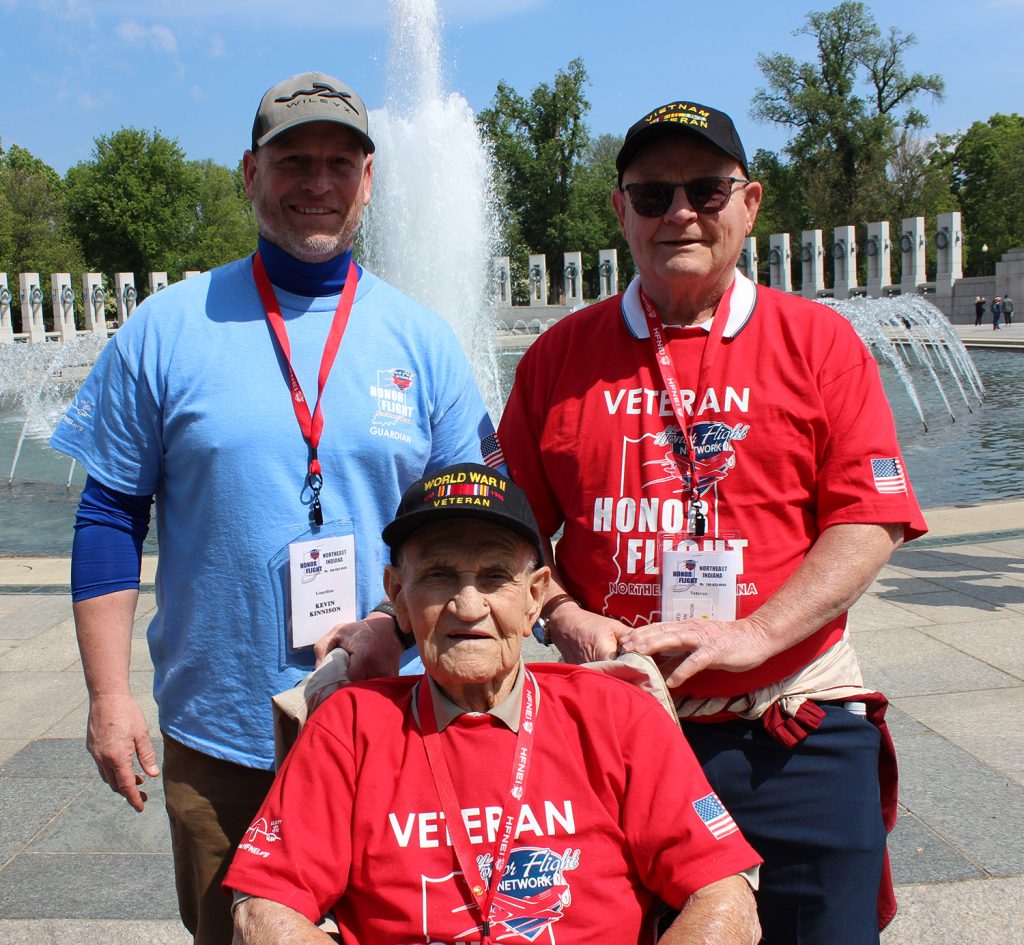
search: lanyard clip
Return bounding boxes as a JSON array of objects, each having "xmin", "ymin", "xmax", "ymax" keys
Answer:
[
  {"xmin": 689, "ymin": 498, "xmax": 707, "ymax": 538},
  {"xmin": 308, "ymin": 448, "xmax": 324, "ymax": 526}
]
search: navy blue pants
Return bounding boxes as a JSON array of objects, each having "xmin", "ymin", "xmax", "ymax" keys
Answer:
[{"xmin": 683, "ymin": 704, "xmax": 885, "ymax": 945}]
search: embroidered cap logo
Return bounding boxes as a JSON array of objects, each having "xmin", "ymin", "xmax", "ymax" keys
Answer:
[{"xmin": 275, "ymin": 82, "xmax": 361, "ymax": 116}]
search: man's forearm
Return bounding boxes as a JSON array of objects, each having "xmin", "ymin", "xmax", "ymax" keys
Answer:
[
  {"xmin": 74, "ymin": 589, "xmax": 139, "ymax": 695},
  {"xmin": 659, "ymin": 876, "xmax": 760, "ymax": 945},
  {"xmin": 232, "ymin": 898, "xmax": 336, "ymax": 945},
  {"xmin": 621, "ymin": 521, "xmax": 905, "ymax": 686},
  {"xmin": 747, "ymin": 521, "xmax": 903, "ymax": 653},
  {"xmin": 74, "ymin": 588, "xmax": 159, "ymax": 811}
]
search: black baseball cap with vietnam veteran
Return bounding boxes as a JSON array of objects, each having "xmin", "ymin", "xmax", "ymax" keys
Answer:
[
  {"xmin": 615, "ymin": 100, "xmax": 748, "ymax": 186},
  {"xmin": 382, "ymin": 463, "xmax": 546, "ymax": 565},
  {"xmin": 251, "ymin": 71, "xmax": 376, "ymax": 154}
]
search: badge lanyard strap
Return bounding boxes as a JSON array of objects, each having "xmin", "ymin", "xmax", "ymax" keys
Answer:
[
  {"xmin": 252, "ymin": 253, "xmax": 358, "ymax": 526},
  {"xmin": 639, "ymin": 279, "xmax": 735, "ymax": 537},
  {"xmin": 418, "ymin": 671, "xmax": 538, "ymax": 945}
]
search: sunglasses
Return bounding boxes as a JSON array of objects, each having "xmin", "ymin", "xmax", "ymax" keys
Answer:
[{"xmin": 622, "ymin": 177, "xmax": 750, "ymax": 217}]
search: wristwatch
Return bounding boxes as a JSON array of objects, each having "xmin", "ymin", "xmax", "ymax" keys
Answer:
[
  {"xmin": 371, "ymin": 599, "xmax": 415, "ymax": 650},
  {"xmin": 536, "ymin": 593, "xmax": 578, "ymax": 646}
]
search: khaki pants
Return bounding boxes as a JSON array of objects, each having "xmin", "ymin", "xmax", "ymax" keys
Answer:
[{"xmin": 162, "ymin": 733, "xmax": 276, "ymax": 945}]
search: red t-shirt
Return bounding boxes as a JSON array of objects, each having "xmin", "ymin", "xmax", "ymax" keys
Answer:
[
  {"xmin": 499, "ymin": 275, "xmax": 927, "ymax": 696},
  {"xmin": 224, "ymin": 664, "xmax": 759, "ymax": 944}
]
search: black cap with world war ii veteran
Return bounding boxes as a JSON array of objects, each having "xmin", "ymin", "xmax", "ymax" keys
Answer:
[
  {"xmin": 382, "ymin": 462, "xmax": 547, "ymax": 565},
  {"xmin": 251, "ymin": 70, "xmax": 376, "ymax": 155}
]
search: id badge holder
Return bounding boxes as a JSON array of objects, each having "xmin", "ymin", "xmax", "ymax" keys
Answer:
[
  {"xmin": 657, "ymin": 529, "xmax": 743, "ymax": 623},
  {"xmin": 268, "ymin": 518, "xmax": 357, "ymax": 664}
]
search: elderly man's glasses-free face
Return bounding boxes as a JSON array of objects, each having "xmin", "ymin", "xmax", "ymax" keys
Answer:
[{"xmin": 622, "ymin": 177, "xmax": 750, "ymax": 217}]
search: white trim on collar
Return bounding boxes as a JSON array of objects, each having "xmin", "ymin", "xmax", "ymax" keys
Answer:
[{"xmin": 620, "ymin": 270, "xmax": 756, "ymax": 340}]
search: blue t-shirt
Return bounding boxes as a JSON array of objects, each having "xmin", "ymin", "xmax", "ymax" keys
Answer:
[{"xmin": 51, "ymin": 257, "xmax": 494, "ymax": 768}]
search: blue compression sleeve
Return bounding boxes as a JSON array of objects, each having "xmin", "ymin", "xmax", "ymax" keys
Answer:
[{"xmin": 71, "ymin": 475, "xmax": 153, "ymax": 602}]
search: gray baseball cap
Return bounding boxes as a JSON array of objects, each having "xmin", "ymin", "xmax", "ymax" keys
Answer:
[{"xmin": 251, "ymin": 71, "xmax": 375, "ymax": 153}]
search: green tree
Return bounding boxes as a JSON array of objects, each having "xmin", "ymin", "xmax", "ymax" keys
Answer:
[
  {"xmin": 64, "ymin": 127, "xmax": 201, "ymax": 285},
  {"xmin": 571, "ymin": 132, "xmax": 633, "ymax": 294},
  {"xmin": 887, "ymin": 131, "xmax": 956, "ymax": 223},
  {"xmin": 751, "ymin": 1, "xmax": 944, "ymax": 227},
  {"xmin": 0, "ymin": 143, "xmax": 84, "ymax": 329},
  {"xmin": 182, "ymin": 159, "xmax": 257, "ymax": 272},
  {"xmin": 748, "ymin": 149, "xmax": 806, "ymax": 243},
  {"xmin": 0, "ymin": 144, "xmax": 84, "ymax": 274},
  {"xmin": 951, "ymin": 114, "xmax": 1024, "ymax": 275},
  {"xmin": 479, "ymin": 59, "xmax": 620, "ymax": 301}
]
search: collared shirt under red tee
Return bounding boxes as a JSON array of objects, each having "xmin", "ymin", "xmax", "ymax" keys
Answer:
[
  {"xmin": 224, "ymin": 663, "xmax": 759, "ymax": 944},
  {"xmin": 498, "ymin": 273, "xmax": 927, "ymax": 698}
]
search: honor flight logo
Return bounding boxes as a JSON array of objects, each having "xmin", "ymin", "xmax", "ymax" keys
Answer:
[
  {"xmin": 597, "ymin": 425, "xmax": 753, "ymax": 622},
  {"xmin": 420, "ymin": 846, "xmax": 578, "ymax": 944},
  {"xmin": 370, "ymin": 368, "xmax": 416, "ymax": 444}
]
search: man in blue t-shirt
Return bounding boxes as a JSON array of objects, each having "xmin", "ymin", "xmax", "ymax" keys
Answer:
[{"xmin": 50, "ymin": 71, "xmax": 495, "ymax": 945}]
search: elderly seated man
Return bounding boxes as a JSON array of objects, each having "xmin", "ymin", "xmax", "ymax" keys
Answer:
[{"xmin": 224, "ymin": 463, "xmax": 761, "ymax": 945}]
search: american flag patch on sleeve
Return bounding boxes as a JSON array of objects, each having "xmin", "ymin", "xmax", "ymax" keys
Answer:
[
  {"xmin": 692, "ymin": 792, "xmax": 739, "ymax": 839},
  {"xmin": 870, "ymin": 457, "xmax": 907, "ymax": 494},
  {"xmin": 481, "ymin": 432, "xmax": 505, "ymax": 469}
]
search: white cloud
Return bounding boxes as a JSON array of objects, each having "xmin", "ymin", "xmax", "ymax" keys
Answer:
[
  {"xmin": 115, "ymin": 19, "xmax": 178, "ymax": 55},
  {"xmin": 207, "ymin": 33, "xmax": 226, "ymax": 58},
  {"xmin": 149, "ymin": 24, "xmax": 178, "ymax": 54}
]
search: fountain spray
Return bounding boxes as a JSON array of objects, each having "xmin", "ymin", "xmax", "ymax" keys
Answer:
[{"xmin": 361, "ymin": 0, "xmax": 505, "ymax": 420}]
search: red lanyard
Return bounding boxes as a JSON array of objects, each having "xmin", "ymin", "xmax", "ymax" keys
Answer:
[
  {"xmin": 418, "ymin": 671, "xmax": 538, "ymax": 945},
  {"xmin": 252, "ymin": 253, "xmax": 358, "ymax": 526},
  {"xmin": 639, "ymin": 280, "xmax": 735, "ymax": 536}
]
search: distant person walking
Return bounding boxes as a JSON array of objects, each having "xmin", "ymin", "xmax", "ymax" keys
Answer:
[
  {"xmin": 975, "ymin": 296, "xmax": 986, "ymax": 326},
  {"xmin": 992, "ymin": 296, "xmax": 1003, "ymax": 330},
  {"xmin": 1003, "ymin": 295, "xmax": 1014, "ymax": 326}
]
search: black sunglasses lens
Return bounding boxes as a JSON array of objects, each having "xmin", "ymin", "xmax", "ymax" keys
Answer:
[
  {"xmin": 627, "ymin": 179, "xmax": 738, "ymax": 216},
  {"xmin": 684, "ymin": 178, "xmax": 731, "ymax": 213},
  {"xmin": 627, "ymin": 183, "xmax": 675, "ymax": 217}
]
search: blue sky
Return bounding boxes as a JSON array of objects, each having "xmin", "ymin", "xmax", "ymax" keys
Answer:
[{"xmin": 2, "ymin": 0, "xmax": 1022, "ymax": 175}]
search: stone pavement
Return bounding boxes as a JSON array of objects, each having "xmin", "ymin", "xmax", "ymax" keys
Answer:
[{"xmin": 1, "ymin": 504, "xmax": 1023, "ymax": 944}]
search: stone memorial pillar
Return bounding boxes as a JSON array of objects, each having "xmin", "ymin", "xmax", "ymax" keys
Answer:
[
  {"xmin": 934, "ymin": 211, "xmax": 963, "ymax": 312},
  {"xmin": 935, "ymin": 211, "xmax": 963, "ymax": 286},
  {"xmin": 768, "ymin": 234, "xmax": 792, "ymax": 293},
  {"xmin": 115, "ymin": 273, "xmax": 137, "ymax": 326},
  {"xmin": 20, "ymin": 273, "xmax": 46, "ymax": 342},
  {"xmin": 900, "ymin": 217, "xmax": 926, "ymax": 294},
  {"xmin": 738, "ymin": 237, "xmax": 758, "ymax": 284},
  {"xmin": 83, "ymin": 274, "xmax": 107, "ymax": 335},
  {"xmin": 598, "ymin": 249, "xmax": 618, "ymax": 299},
  {"xmin": 865, "ymin": 221, "xmax": 891, "ymax": 297},
  {"xmin": 832, "ymin": 226, "xmax": 857, "ymax": 299},
  {"xmin": 148, "ymin": 271, "xmax": 168, "ymax": 295},
  {"xmin": 51, "ymin": 273, "xmax": 77, "ymax": 340},
  {"xmin": 563, "ymin": 252, "xmax": 584, "ymax": 307},
  {"xmin": 492, "ymin": 256, "xmax": 511, "ymax": 305},
  {"xmin": 183, "ymin": 270, "xmax": 201, "ymax": 280},
  {"xmin": 527, "ymin": 254, "xmax": 547, "ymax": 306},
  {"xmin": 800, "ymin": 230, "xmax": 824, "ymax": 298},
  {"xmin": 0, "ymin": 274, "xmax": 13, "ymax": 342}
]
